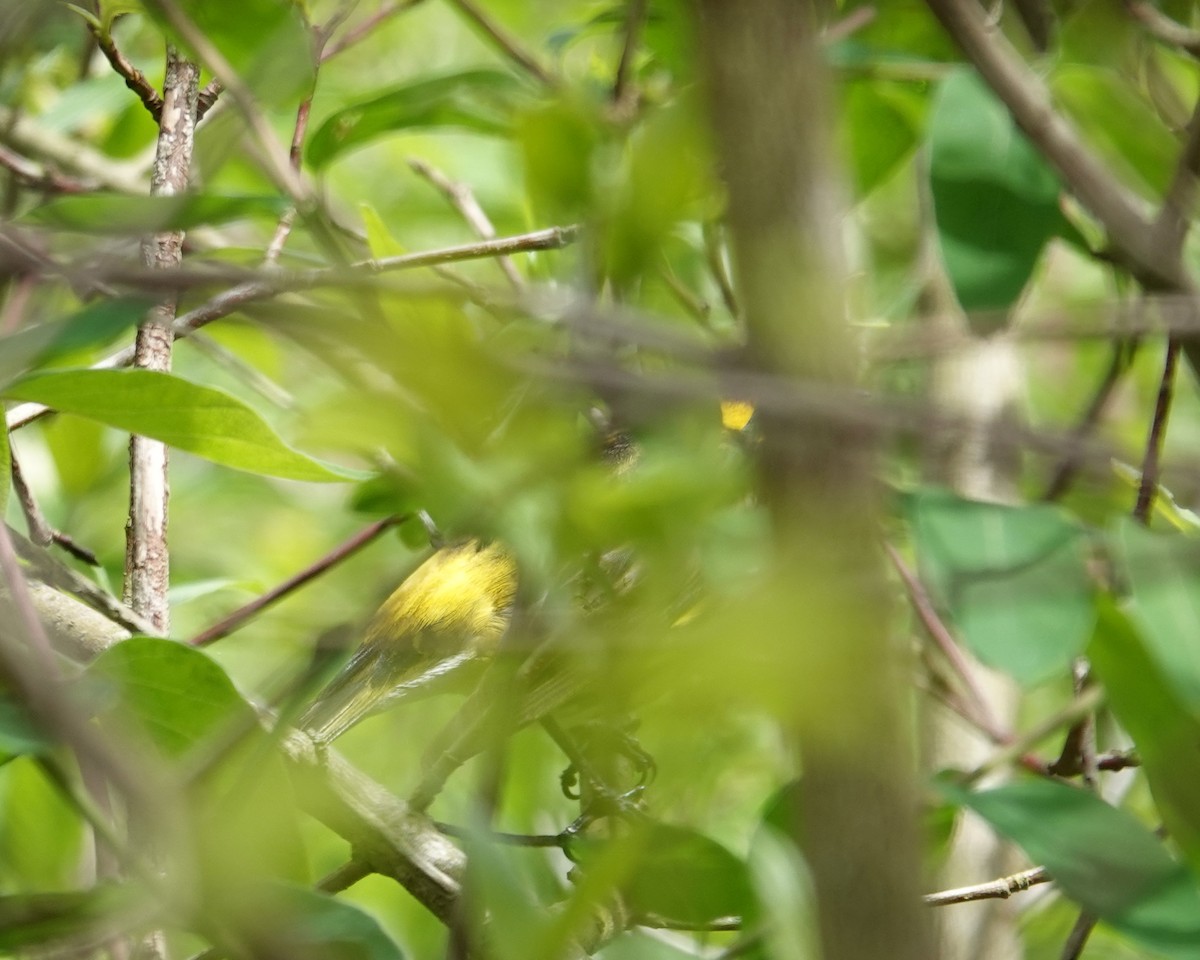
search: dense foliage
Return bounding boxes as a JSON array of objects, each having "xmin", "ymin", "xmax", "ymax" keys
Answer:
[{"xmin": 4, "ymin": 2, "xmax": 1200, "ymax": 960}]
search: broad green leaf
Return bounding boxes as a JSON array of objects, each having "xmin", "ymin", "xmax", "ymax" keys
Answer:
[
  {"xmin": 0, "ymin": 297, "xmax": 152, "ymax": 388},
  {"xmin": 1112, "ymin": 520, "xmax": 1200, "ymax": 709},
  {"xmin": 518, "ymin": 97, "xmax": 601, "ymax": 223},
  {"xmin": 84, "ymin": 637, "xmax": 253, "ymax": 756},
  {"xmin": 570, "ymin": 822, "xmax": 754, "ymax": 927},
  {"xmin": 0, "ymin": 697, "xmax": 51, "ymax": 763},
  {"xmin": 4, "ymin": 369, "xmax": 358, "ymax": 482},
  {"xmin": 307, "ymin": 70, "xmax": 528, "ymax": 170},
  {"xmin": 1089, "ymin": 600, "xmax": 1200, "ymax": 870},
  {"xmin": 908, "ymin": 489, "xmax": 1095, "ymax": 685},
  {"xmin": 1052, "ymin": 65, "xmax": 1176, "ymax": 198},
  {"xmin": 140, "ymin": 0, "xmax": 314, "ymax": 106},
  {"xmin": 259, "ymin": 885, "xmax": 405, "ymax": 960},
  {"xmin": 24, "ymin": 194, "xmax": 289, "ymax": 233},
  {"xmin": 0, "ymin": 889, "xmax": 129, "ymax": 951},
  {"xmin": 928, "ymin": 69, "xmax": 1065, "ymax": 321},
  {"xmin": 0, "ymin": 759, "xmax": 84, "ymax": 889},
  {"xmin": 945, "ymin": 779, "xmax": 1200, "ymax": 959},
  {"xmin": 841, "ymin": 80, "xmax": 925, "ymax": 199}
]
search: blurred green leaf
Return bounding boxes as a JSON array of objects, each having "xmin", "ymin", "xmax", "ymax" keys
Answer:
[
  {"xmin": 945, "ymin": 778, "xmax": 1200, "ymax": 958},
  {"xmin": 0, "ymin": 297, "xmax": 152, "ymax": 388},
  {"xmin": 85, "ymin": 636, "xmax": 254, "ymax": 755},
  {"xmin": 0, "ymin": 889, "xmax": 128, "ymax": 951},
  {"xmin": 141, "ymin": 0, "xmax": 314, "ymax": 106},
  {"xmin": 0, "ymin": 697, "xmax": 51, "ymax": 763},
  {"xmin": 262, "ymin": 883, "xmax": 408, "ymax": 960},
  {"xmin": 1112, "ymin": 520, "xmax": 1200, "ymax": 709},
  {"xmin": 841, "ymin": 79, "xmax": 924, "ymax": 200},
  {"xmin": 307, "ymin": 70, "xmax": 528, "ymax": 170},
  {"xmin": 518, "ymin": 96, "xmax": 601, "ymax": 222},
  {"xmin": 0, "ymin": 759, "xmax": 84, "ymax": 890},
  {"xmin": 1052, "ymin": 65, "xmax": 1176, "ymax": 198},
  {"xmin": 1089, "ymin": 599, "xmax": 1200, "ymax": 871},
  {"xmin": 928, "ymin": 68, "xmax": 1065, "ymax": 321},
  {"xmin": 4, "ymin": 369, "xmax": 359, "ymax": 482},
  {"xmin": 908, "ymin": 488, "xmax": 1095, "ymax": 685},
  {"xmin": 571, "ymin": 821, "xmax": 754, "ymax": 927},
  {"xmin": 24, "ymin": 193, "xmax": 289, "ymax": 233}
]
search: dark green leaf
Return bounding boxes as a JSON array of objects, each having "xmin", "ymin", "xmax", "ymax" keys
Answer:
[
  {"xmin": 0, "ymin": 889, "xmax": 129, "ymax": 951},
  {"xmin": 945, "ymin": 779, "xmax": 1200, "ymax": 959},
  {"xmin": 908, "ymin": 488, "xmax": 1095, "ymax": 685},
  {"xmin": 0, "ymin": 696, "xmax": 51, "ymax": 762},
  {"xmin": 307, "ymin": 70, "xmax": 528, "ymax": 170},
  {"xmin": 4, "ymin": 369, "xmax": 359, "ymax": 482},
  {"xmin": 841, "ymin": 80, "xmax": 924, "ymax": 199},
  {"xmin": 928, "ymin": 69, "xmax": 1065, "ymax": 320},
  {"xmin": 84, "ymin": 637, "xmax": 254, "ymax": 756},
  {"xmin": 240, "ymin": 884, "xmax": 404, "ymax": 960},
  {"xmin": 24, "ymin": 193, "xmax": 289, "ymax": 233}
]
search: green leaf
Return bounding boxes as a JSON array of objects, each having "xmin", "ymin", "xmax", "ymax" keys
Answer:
[
  {"xmin": 141, "ymin": 0, "xmax": 314, "ymax": 106},
  {"xmin": 262, "ymin": 885, "xmax": 405, "ymax": 960},
  {"xmin": 0, "ymin": 297, "xmax": 152, "ymax": 388},
  {"xmin": 1089, "ymin": 599, "xmax": 1200, "ymax": 871},
  {"xmin": 571, "ymin": 822, "xmax": 754, "ymax": 927},
  {"xmin": 1112, "ymin": 520, "xmax": 1200, "ymax": 710},
  {"xmin": 928, "ymin": 69, "xmax": 1065, "ymax": 321},
  {"xmin": 3, "ymin": 369, "xmax": 358, "ymax": 482},
  {"xmin": 0, "ymin": 889, "xmax": 128, "ymax": 951},
  {"xmin": 1052, "ymin": 65, "xmax": 1176, "ymax": 198},
  {"xmin": 84, "ymin": 637, "xmax": 254, "ymax": 756},
  {"xmin": 0, "ymin": 696, "xmax": 52, "ymax": 763},
  {"xmin": 944, "ymin": 779, "xmax": 1200, "ymax": 959},
  {"xmin": 0, "ymin": 759, "xmax": 85, "ymax": 889},
  {"xmin": 307, "ymin": 70, "xmax": 528, "ymax": 170},
  {"xmin": 908, "ymin": 489, "xmax": 1095, "ymax": 685},
  {"xmin": 24, "ymin": 194, "xmax": 289, "ymax": 234},
  {"xmin": 841, "ymin": 79, "xmax": 924, "ymax": 199}
]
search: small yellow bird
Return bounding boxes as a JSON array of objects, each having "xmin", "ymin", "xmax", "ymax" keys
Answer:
[{"xmin": 300, "ymin": 539, "xmax": 518, "ymax": 743}]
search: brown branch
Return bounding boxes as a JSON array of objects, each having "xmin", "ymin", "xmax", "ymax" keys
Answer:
[
  {"xmin": 1153, "ymin": 93, "xmax": 1200, "ymax": 259},
  {"xmin": 1134, "ymin": 338, "xmax": 1181, "ymax": 524},
  {"xmin": 923, "ymin": 866, "xmax": 1050, "ymax": 906},
  {"xmin": 612, "ymin": 0, "xmax": 648, "ymax": 111},
  {"xmin": 92, "ymin": 27, "xmax": 164, "ymax": 121},
  {"xmin": 9, "ymin": 452, "xmax": 99, "ymax": 566},
  {"xmin": 445, "ymin": 0, "xmax": 555, "ymax": 87},
  {"xmin": 188, "ymin": 515, "xmax": 405, "ymax": 647},
  {"xmin": 125, "ymin": 48, "xmax": 200, "ymax": 635},
  {"xmin": 0, "ymin": 144, "xmax": 91, "ymax": 194}
]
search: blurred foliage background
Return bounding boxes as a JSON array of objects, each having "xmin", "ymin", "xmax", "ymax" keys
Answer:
[{"xmin": 4, "ymin": 2, "xmax": 1200, "ymax": 960}]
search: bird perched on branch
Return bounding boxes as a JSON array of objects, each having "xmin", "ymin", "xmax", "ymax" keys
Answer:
[{"xmin": 299, "ymin": 539, "xmax": 517, "ymax": 743}]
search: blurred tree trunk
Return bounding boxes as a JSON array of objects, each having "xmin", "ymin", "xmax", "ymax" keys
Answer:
[{"xmin": 695, "ymin": 5, "xmax": 933, "ymax": 960}]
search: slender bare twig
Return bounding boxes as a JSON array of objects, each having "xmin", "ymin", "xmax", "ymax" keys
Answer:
[
  {"xmin": 1153, "ymin": 93, "xmax": 1200, "ymax": 259},
  {"xmin": 445, "ymin": 0, "xmax": 555, "ymax": 87},
  {"xmin": 823, "ymin": 6, "xmax": 878, "ymax": 44},
  {"xmin": 321, "ymin": 0, "xmax": 428, "ymax": 62},
  {"xmin": 188, "ymin": 515, "xmax": 405, "ymax": 647},
  {"xmin": 0, "ymin": 144, "xmax": 91, "ymax": 194},
  {"xmin": 10, "ymin": 452, "xmax": 99, "ymax": 565},
  {"xmin": 92, "ymin": 27, "xmax": 164, "ymax": 120},
  {"xmin": 1124, "ymin": 1, "xmax": 1200, "ymax": 58},
  {"xmin": 885, "ymin": 543, "xmax": 1006, "ymax": 740},
  {"xmin": 612, "ymin": 0, "xmax": 649, "ymax": 109},
  {"xmin": 1060, "ymin": 912, "xmax": 1098, "ymax": 960},
  {"xmin": 408, "ymin": 157, "xmax": 523, "ymax": 288},
  {"xmin": 316, "ymin": 859, "xmax": 372, "ymax": 894},
  {"xmin": 1043, "ymin": 336, "xmax": 1139, "ymax": 502},
  {"xmin": 1134, "ymin": 339, "xmax": 1181, "ymax": 524},
  {"xmin": 923, "ymin": 866, "xmax": 1050, "ymax": 906},
  {"xmin": 702, "ymin": 222, "xmax": 739, "ymax": 318},
  {"xmin": 5, "ymin": 225, "xmax": 582, "ymax": 432}
]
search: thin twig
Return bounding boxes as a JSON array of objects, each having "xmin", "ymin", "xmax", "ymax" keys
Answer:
[
  {"xmin": 1134, "ymin": 339, "xmax": 1181, "ymax": 524},
  {"xmin": 1060, "ymin": 911, "xmax": 1097, "ymax": 960},
  {"xmin": 408, "ymin": 157, "xmax": 523, "ymax": 288},
  {"xmin": 316, "ymin": 859, "xmax": 372, "ymax": 893},
  {"xmin": 612, "ymin": 0, "xmax": 649, "ymax": 109},
  {"xmin": 92, "ymin": 27, "xmax": 164, "ymax": 120},
  {"xmin": 1152, "ymin": 92, "xmax": 1200, "ymax": 259},
  {"xmin": 321, "ymin": 0, "xmax": 428, "ymax": 62},
  {"xmin": 923, "ymin": 866, "xmax": 1050, "ymax": 906},
  {"xmin": 0, "ymin": 144, "xmax": 91, "ymax": 194},
  {"xmin": 1125, "ymin": 1, "xmax": 1200, "ymax": 58},
  {"xmin": 10, "ymin": 452, "xmax": 100, "ymax": 566},
  {"xmin": 702, "ymin": 222, "xmax": 739, "ymax": 318},
  {"xmin": 1043, "ymin": 336, "xmax": 1139, "ymax": 501},
  {"xmin": 188, "ymin": 515, "xmax": 405, "ymax": 647},
  {"xmin": 445, "ymin": 0, "xmax": 555, "ymax": 87}
]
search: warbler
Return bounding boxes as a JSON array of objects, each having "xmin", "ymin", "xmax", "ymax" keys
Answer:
[{"xmin": 300, "ymin": 539, "xmax": 518, "ymax": 743}]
